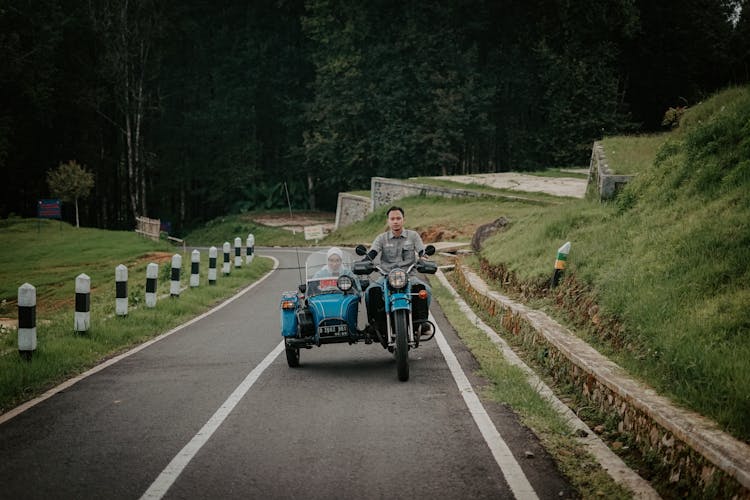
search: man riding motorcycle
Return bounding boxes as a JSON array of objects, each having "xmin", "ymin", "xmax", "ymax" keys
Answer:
[{"xmin": 362, "ymin": 206, "xmax": 432, "ymax": 338}]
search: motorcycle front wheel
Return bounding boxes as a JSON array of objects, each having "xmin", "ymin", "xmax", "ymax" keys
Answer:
[{"xmin": 393, "ymin": 309, "xmax": 410, "ymax": 381}]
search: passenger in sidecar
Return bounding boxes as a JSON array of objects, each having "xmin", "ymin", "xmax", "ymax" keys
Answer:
[{"xmin": 279, "ymin": 247, "xmax": 369, "ymax": 367}]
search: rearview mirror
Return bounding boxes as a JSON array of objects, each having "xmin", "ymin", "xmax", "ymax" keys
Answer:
[
  {"xmin": 424, "ymin": 245, "xmax": 436, "ymax": 256},
  {"xmin": 355, "ymin": 244, "xmax": 368, "ymax": 256}
]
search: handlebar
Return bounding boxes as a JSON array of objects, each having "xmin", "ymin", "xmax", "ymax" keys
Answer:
[{"xmin": 352, "ymin": 259, "xmax": 437, "ymax": 276}]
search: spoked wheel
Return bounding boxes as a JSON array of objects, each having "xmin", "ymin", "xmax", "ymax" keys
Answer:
[
  {"xmin": 393, "ymin": 310, "xmax": 410, "ymax": 381},
  {"xmin": 285, "ymin": 341, "xmax": 300, "ymax": 367}
]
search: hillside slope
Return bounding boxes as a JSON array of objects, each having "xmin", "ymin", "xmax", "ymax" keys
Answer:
[{"xmin": 480, "ymin": 85, "xmax": 750, "ymax": 441}]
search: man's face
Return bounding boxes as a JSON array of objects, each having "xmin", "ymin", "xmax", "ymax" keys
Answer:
[{"xmin": 387, "ymin": 210, "xmax": 404, "ymax": 234}]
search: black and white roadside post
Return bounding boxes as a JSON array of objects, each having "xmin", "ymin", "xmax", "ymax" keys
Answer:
[
  {"xmin": 170, "ymin": 254, "xmax": 182, "ymax": 297},
  {"xmin": 75, "ymin": 274, "xmax": 91, "ymax": 333},
  {"xmin": 551, "ymin": 241, "xmax": 571, "ymax": 288},
  {"xmin": 234, "ymin": 237, "xmax": 242, "ymax": 268},
  {"xmin": 115, "ymin": 264, "xmax": 128, "ymax": 316},
  {"xmin": 222, "ymin": 242, "xmax": 231, "ymax": 276},
  {"xmin": 145, "ymin": 263, "xmax": 158, "ymax": 308},
  {"xmin": 208, "ymin": 246, "xmax": 218, "ymax": 285},
  {"xmin": 246, "ymin": 233, "xmax": 254, "ymax": 265},
  {"xmin": 18, "ymin": 283, "xmax": 36, "ymax": 360},
  {"xmin": 190, "ymin": 249, "xmax": 200, "ymax": 288}
]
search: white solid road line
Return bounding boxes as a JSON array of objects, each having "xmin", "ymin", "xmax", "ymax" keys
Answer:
[
  {"xmin": 432, "ymin": 313, "xmax": 539, "ymax": 500},
  {"xmin": 140, "ymin": 340, "xmax": 285, "ymax": 500},
  {"xmin": 434, "ymin": 269, "xmax": 660, "ymax": 499}
]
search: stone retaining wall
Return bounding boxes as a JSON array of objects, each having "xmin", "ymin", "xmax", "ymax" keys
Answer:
[
  {"xmin": 336, "ymin": 174, "xmax": 563, "ymax": 229},
  {"xmin": 589, "ymin": 141, "xmax": 633, "ymax": 200},
  {"xmin": 334, "ymin": 193, "xmax": 371, "ymax": 230},
  {"xmin": 452, "ymin": 261, "xmax": 750, "ymax": 499},
  {"xmin": 371, "ymin": 176, "xmax": 498, "ymax": 210}
]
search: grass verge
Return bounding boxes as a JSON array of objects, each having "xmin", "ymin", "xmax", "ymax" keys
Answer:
[
  {"xmin": 431, "ymin": 275, "xmax": 630, "ymax": 498},
  {"xmin": 0, "ymin": 217, "xmax": 274, "ymax": 414},
  {"xmin": 182, "ymin": 211, "xmax": 312, "ymax": 247}
]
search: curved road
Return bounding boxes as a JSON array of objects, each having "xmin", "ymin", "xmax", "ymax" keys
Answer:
[{"xmin": 0, "ymin": 249, "xmax": 572, "ymax": 499}]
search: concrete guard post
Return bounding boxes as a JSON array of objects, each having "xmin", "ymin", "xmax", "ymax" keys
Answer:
[
  {"xmin": 75, "ymin": 274, "xmax": 91, "ymax": 332},
  {"xmin": 234, "ymin": 237, "xmax": 242, "ymax": 268},
  {"xmin": 246, "ymin": 234, "xmax": 255, "ymax": 265},
  {"xmin": 18, "ymin": 283, "xmax": 36, "ymax": 360},
  {"xmin": 115, "ymin": 265, "xmax": 128, "ymax": 316},
  {"xmin": 145, "ymin": 263, "xmax": 158, "ymax": 308},
  {"xmin": 170, "ymin": 254, "xmax": 182, "ymax": 297},
  {"xmin": 190, "ymin": 249, "xmax": 200, "ymax": 288},
  {"xmin": 551, "ymin": 241, "xmax": 571, "ymax": 288},
  {"xmin": 222, "ymin": 242, "xmax": 231, "ymax": 276},
  {"xmin": 208, "ymin": 246, "xmax": 218, "ymax": 285}
]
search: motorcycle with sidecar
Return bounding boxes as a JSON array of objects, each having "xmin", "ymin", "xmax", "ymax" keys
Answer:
[{"xmin": 279, "ymin": 245, "xmax": 437, "ymax": 381}]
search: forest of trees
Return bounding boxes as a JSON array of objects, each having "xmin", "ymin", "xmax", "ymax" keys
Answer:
[{"xmin": 1, "ymin": 0, "xmax": 748, "ymax": 233}]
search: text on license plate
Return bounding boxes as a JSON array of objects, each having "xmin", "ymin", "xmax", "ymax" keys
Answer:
[{"xmin": 319, "ymin": 324, "xmax": 348, "ymax": 336}]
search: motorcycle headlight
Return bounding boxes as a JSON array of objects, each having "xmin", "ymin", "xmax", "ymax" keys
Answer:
[
  {"xmin": 337, "ymin": 275, "xmax": 353, "ymax": 291},
  {"xmin": 388, "ymin": 269, "xmax": 407, "ymax": 289}
]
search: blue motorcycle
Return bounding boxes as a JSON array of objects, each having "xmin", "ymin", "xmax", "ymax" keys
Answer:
[
  {"xmin": 352, "ymin": 244, "xmax": 437, "ymax": 381},
  {"xmin": 279, "ymin": 245, "xmax": 436, "ymax": 381}
]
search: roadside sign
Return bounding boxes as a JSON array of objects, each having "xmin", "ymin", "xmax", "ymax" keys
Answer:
[
  {"xmin": 37, "ymin": 199, "xmax": 61, "ymax": 219},
  {"xmin": 304, "ymin": 225, "xmax": 325, "ymax": 241}
]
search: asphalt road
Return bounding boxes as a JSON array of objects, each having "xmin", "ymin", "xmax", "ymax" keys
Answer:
[{"xmin": 0, "ymin": 248, "xmax": 573, "ymax": 499}]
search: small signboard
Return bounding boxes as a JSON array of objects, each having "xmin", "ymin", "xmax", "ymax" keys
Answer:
[
  {"xmin": 304, "ymin": 225, "xmax": 325, "ymax": 241},
  {"xmin": 37, "ymin": 199, "xmax": 62, "ymax": 219}
]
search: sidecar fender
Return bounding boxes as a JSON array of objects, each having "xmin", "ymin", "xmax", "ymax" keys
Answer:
[{"xmin": 280, "ymin": 291, "xmax": 299, "ymax": 338}]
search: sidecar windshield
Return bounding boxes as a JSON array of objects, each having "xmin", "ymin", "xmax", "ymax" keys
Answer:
[{"xmin": 304, "ymin": 248, "xmax": 355, "ymax": 297}]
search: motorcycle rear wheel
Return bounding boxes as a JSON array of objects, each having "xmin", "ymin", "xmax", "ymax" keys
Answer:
[
  {"xmin": 393, "ymin": 309, "xmax": 409, "ymax": 381},
  {"xmin": 285, "ymin": 341, "xmax": 300, "ymax": 367}
]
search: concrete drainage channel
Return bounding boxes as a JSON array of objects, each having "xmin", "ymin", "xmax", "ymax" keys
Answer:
[{"xmin": 437, "ymin": 263, "xmax": 750, "ymax": 499}]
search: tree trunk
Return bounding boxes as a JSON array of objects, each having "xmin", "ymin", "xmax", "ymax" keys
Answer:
[
  {"xmin": 307, "ymin": 172, "xmax": 316, "ymax": 210},
  {"xmin": 75, "ymin": 198, "xmax": 80, "ymax": 228},
  {"xmin": 90, "ymin": 0, "xmax": 158, "ymax": 222}
]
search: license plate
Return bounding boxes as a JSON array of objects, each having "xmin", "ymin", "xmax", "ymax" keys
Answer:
[{"xmin": 318, "ymin": 324, "xmax": 348, "ymax": 336}]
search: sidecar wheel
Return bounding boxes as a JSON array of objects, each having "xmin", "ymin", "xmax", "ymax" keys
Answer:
[
  {"xmin": 285, "ymin": 343, "xmax": 300, "ymax": 367},
  {"xmin": 393, "ymin": 310, "xmax": 409, "ymax": 382}
]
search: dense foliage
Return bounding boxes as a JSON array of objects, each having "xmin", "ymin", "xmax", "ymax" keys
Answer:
[{"xmin": 1, "ymin": 0, "xmax": 747, "ymax": 232}]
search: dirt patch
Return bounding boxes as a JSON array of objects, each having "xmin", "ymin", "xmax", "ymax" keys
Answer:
[
  {"xmin": 137, "ymin": 252, "xmax": 175, "ymax": 265},
  {"xmin": 0, "ymin": 317, "xmax": 17, "ymax": 329},
  {"xmin": 427, "ymin": 172, "xmax": 588, "ymax": 198},
  {"xmin": 420, "ymin": 226, "xmax": 461, "ymax": 243},
  {"xmin": 248, "ymin": 211, "xmax": 336, "ymax": 233}
]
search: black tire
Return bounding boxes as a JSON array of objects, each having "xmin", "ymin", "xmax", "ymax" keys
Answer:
[
  {"xmin": 285, "ymin": 342, "xmax": 300, "ymax": 367},
  {"xmin": 393, "ymin": 309, "xmax": 410, "ymax": 381}
]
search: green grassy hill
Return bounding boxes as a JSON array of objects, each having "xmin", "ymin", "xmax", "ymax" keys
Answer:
[{"xmin": 479, "ymin": 85, "xmax": 750, "ymax": 441}]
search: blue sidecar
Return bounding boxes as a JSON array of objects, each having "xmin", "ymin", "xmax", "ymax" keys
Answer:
[{"xmin": 279, "ymin": 248, "xmax": 370, "ymax": 367}]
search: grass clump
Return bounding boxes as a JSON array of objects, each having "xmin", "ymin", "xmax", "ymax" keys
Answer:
[
  {"xmin": 600, "ymin": 133, "xmax": 669, "ymax": 175},
  {"xmin": 184, "ymin": 211, "xmax": 309, "ymax": 247}
]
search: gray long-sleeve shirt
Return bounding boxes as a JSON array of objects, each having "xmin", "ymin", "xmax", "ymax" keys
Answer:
[{"xmin": 370, "ymin": 229, "xmax": 425, "ymax": 273}]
